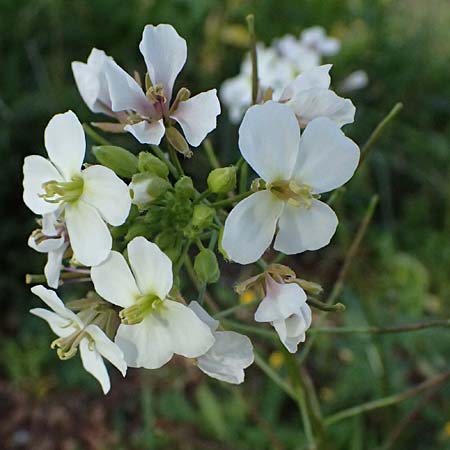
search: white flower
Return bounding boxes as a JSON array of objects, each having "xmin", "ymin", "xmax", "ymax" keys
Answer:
[
  {"xmin": 275, "ymin": 34, "xmax": 321, "ymax": 71},
  {"xmin": 28, "ymin": 212, "xmax": 68, "ymax": 288},
  {"xmin": 30, "ymin": 285, "xmax": 127, "ymax": 394},
  {"xmin": 23, "ymin": 110, "xmax": 131, "ymax": 266},
  {"xmin": 101, "ymin": 24, "xmax": 220, "ymax": 146},
  {"xmin": 91, "ymin": 236, "xmax": 215, "ymax": 369},
  {"xmin": 300, "ymin": 26, "xmax": 341, "ymax": 57},
  {"xmin": 222, "ymin": 101, "xmax": 359, "ymax": 264},
  {"xmin": 72, "ymin": 48, "xmax": 116, "ymax": 117},
  {"xmin": 189, "ymin": 301, "xmax": 254, "ymax": 384},
  {"xmin": 255, "ymin": 276, "xmax": 312, "ymax": 353},
  {"xmin": 339, "ymin": 70, "xmax": 369, "ymax": 94},
  {"xmin": 279, "ymin": 65, "xmax": 355, "ymax": 128}
]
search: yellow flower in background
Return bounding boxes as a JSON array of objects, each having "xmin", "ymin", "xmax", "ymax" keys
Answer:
[
  {"xmin": 240, "ymin": 290, "xmax": 257, "ymax": 304},
  {"xmin": 269, "ymin": 351, "xmax": 285, "ymax": 369},
  {"xmin": 443, "ymin": 421, "xmax": 450, "ymax": 439}
]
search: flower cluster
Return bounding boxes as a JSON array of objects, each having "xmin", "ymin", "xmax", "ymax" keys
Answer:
[{"xmin": 24, "ymin": 23, "xmax": 360, "ymax": 393}]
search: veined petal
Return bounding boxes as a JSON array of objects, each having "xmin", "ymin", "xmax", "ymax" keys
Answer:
[
  {"xmin": 222, "ymin": 191, "xmax": 284, "ymax": 265},
  {"xmin": 30, "ymin": 308, "xmax": 78, "ymax": 338},
  {"xmin": 28, "ymin": 233, "xmax": 65, "ymax": 253},
  {"xmin": 115, "ymin": 316, "xmax": 173, "ymax": 369},
  {"xmin": 139, "ymin": 24, "xmax": 187, "ymax": 102},
  {"xmin": 127, "ymin": 237, "xmax": 173, "ymax": 299},
  {"xmin": 188, "ymin": 301, "xmax": 219, "ymax": 332},
  {"xmin": 124, "ymin": 120, "xmax": 165, "ymax": 145},
  {"xmin": 104, "ymin": 59, "xmax": 155, "ymax": 117},
  {"xmin": 44, "ymin": 242, "xmax": 68, "ymax": 289},
  {"xmin": 197, "ymin": 331, "xmax": 254, "ymax": 384},
  {"xmin": 44, "ymin": 111, "xmax": 85, "ymax": 180},
  {"xmin": 91, "ymin": 251, "xmax": 140, "ymax": 308},
  {"xmin": 164, "ymin": 300, "xmax": 215, "ymax": 358},
  {"xmin": 65, "ymin": 201, "xmax": 112, "ymax": 267},
  {"xmin": 294, "ymin": 117, "xmax": 360, "ymax": 194},
  {"xmin": 23, "ymin": 155, "xmax": 62, "ymax": 215},
  {"xmin": 239, "ymin": 102, "xmax": 300, "ymax": 182},
  {"xmin": 170, "ymin": 89, "xmax": 221, "ymax": 147},
  {"xmin": 79, "ymin": 337, "xmax": 111, "ymax": 394},
  {"xmin": 81, "ymin": 165, "xmax": 131, "ymax": 226},
  {"xmin": 274, "ymin": 199, "xmax": 338, "ymax": 254},
  {"xmin": 85, "ymin": 324, "xmax": 127, "ymax": 376},
  {"xmin": 42, "ymin": 212, "xmax": 60, "ymax": 235}
]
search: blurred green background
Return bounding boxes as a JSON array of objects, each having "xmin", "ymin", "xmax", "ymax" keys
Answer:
[{"xmin": 1, "ymin": 0, "xmax": 450, "ymax": 449}]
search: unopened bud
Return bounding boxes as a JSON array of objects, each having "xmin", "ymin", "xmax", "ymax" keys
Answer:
[
  {"xmin": 130, "ymin": 173, "xmax": 171, "ymax": 208},
  {"xmin": 93, "ymin": 145, "xmax": 138, "ymax": 179},
  {"xmin": 166, "ymin": 126, "xmax": 192, "ymax": 157},
  {"xmin": 125, "ymin": 218, "xmax": 150, "ymax": 242},
  {"xmin": 207, "ymin": 166, "xmax": 237, "ymax": 193},
  {"xmin": 251, "ymin": 178, "xmax": 266, "ymax": 192},
  {"xmin": 194, "ymin": 249, "xmax": 220, "ymax": 284},
  {"xmin": 155, "ymin": 230, "xmax": 174, "ymax": 250},
  {"xmin": 175, "ymin": 176, "xmax": 195, "ymax": 199},
  {"xmin": 138, "ymin": 152, "xmax": 169, "ymax": 178},
  {"xmin": 191, "ymin": 204, "xmax": 215, "ymax": 230}
]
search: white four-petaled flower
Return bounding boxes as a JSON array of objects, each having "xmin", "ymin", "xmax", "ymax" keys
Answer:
[
  {"xmin": 23, "ymin": 110, "xmax": 131, "ymax": 266},
  {"xmin": 30, "ymin": 285, "xmax": 127, "ymax": 394},
  {"xmin": 189, "ymin": 301, "xmax": 254, "ymax": 384},
  {"xmin": 91, "ymin": 236, "xmax": 215, "ymax": 369},
  {"xmin": 222, "ymin": 101, "xmax": 360, "ymax": 264}
]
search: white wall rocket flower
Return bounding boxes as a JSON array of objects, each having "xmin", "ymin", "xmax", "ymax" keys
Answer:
[
  {"xmin": 300, "ymin": 26, "xmax": 341, "ymax": 57},
  {"xmin": 28, "ymin": 212, "xmax": 68, "ymax": 288},
  {"xmin": 279, "ymin": 65, "xmax": 355, "ymax": 128},
  {"xmin": 30, "ymin": 285, "xmax": 127, "ymax": 394},
  {"xmin": 255, "ymin": 276, "xmax": 312, "ymax": 353},
  {"xmin": 222, "ymin": 101, "xmax": 359, "ymax": 264},
  {"xmin": 23, "ymin": 110, "xmax": 131, "ymax": 266},
  {"xmin": 189, "ymin": 301, "xmax": 254, "ymax": 384},
  {"xmin": 91, "ymin": 237, "xmax": 215, "ymax": 369},
  {"xmin": 99, "ymin": 24, "xmax": 220, "ymax": 146}
]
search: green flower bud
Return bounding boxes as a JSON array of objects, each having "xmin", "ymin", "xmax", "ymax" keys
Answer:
[
  {"xmin": 125, "ymin": 217, "xmax": 150, "ymax": 242},
  {"xmin": 194, "ymin": 249, "xmax": 220, "ymax": 284},
  {"xmin": 138, "ymin": 152, "xmax": 169, "ymax": 178},
  {"xmin": 93, "ymin": 145, "xmax": 138, "ymax": 179},
  {"xmin": 175, "ymin": 176, "xmax": 195, "ymax": 199},
  {"xmin": 166, "ymin": 126, "xmax": 192, "ymax": 157},
  {"xmin": 155, "ymin": 230, "xmax": 175, "ymax": 250},
  {"xmin": 207, "ymin": 166, "xmax": 237, "ymax": 193},
  {"xmin": 191, "ymin": 204, "xmax": 215, "ymax": 230},
  {"xmin": 130, "ymin": 173, "xmax": 171, "ymax": 208}
]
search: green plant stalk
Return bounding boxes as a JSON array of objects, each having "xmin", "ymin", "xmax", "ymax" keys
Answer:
[
  {"xmin": 239, "ymin": 159, "xmax": 249, "ymax": 194},
  {"xmin": 82, "ymin": 123, "xmax": 111, "ymax": 146},
  {"xmin": 246, "ymin": 14, "xmax": 258, "ymax": 105},
  {"xmin": 214, "ymin": 299, "xmax": 258, "ymax": 319},
  {"xmin": 211, "ymin": 191, "xmax": 251, "ymax": 208},
  {"xmin": 149, "ymin": 145, "xmax": 179, "ymax": 178},
  {"xmin": 203, "ymin": 139, "xmax": 220, "ymax": 169},
  {"xmin": 307, "ymin": 297, "xmax": 345, "ymax": 312},
  {"xmin": 221, "ymin": 319, "xmax": 278, "ymax": 341},
  {"xmin": 193, "ymin": 189, "xmax": 211, "ymax": 205},
  {"xmin": 168, "ymin": 143, "xmax": 184, "ymax": 177}
]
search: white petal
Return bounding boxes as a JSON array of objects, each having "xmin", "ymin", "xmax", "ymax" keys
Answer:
[
  {"xmin": 274, "ymin": 199, "xmax": 338, "ymax": 254},
  {"xmin": 164, "ymin": 300, "xmax": 215, "ymax": 358},
  {"xmin": 318, "ymin": 37, "xmax": 340, "ymax": 57},
  {"xmin": 44, "ymin": 242, "xmax": 68, "ymax": 289},
  {"xmin": 255, "ymin": 277, "xmax": 307, "ymax": 322},
  {"xmin": 139, "ymin": 24, "xmax": 187, "ymax": 102},
  {"xmin": 127, "ymin": 237, "xmax": 173, "ymax": 299},
  {"xmin": 288, "ymin": 89, "xmax": 355, "ymax": 128},
  {"xmin": 64, "ymin": 201, "xmax": 112, "ymax": 266},
  {"xmin": 80, "ymin": 165, "xmax": 131, "ymax": 226},
  {"xmin": 219, "ymin": 75, "xmax": 251, "ymax": 123},
  {"xmin": 280, "ymin": 65, "xmax": 331, "ymax": 101},
  {"xmin": 115, "ymin": 316, "xmax": 173, "ymax": 369},
  {"xmin": 170, "ymin": 89, "xmax": 221, "ymax": 147},
  {"xmin": 30, "ymin": 308, "xmax": 78, "ymax": 338},
  {"xmin": 124, "ymin": 120, "xmax": 165, "ymax": 145},
  {"xmin": 294, "ymin": 117, "xmax": 360, "ymax": 194},
  {"xmin": 79, "ymin": 337, "xmax": 111, "ymax": 394},
  {"xmin": 188, "ymin": 301, "xmax": 219, "ymax": 332},
  {"xmin": 197, "ymin": 331, "xmax": 254, "ymax": 384},
  {"xmin": 42, "ymin": 212, "xmax": 59, "ymax": 235},
  {"xmin": 91, "ymin": 251, "xmax": 140, "ymax": 308},
  {"xmin": 238, "ymin": 101, "xmax": 300, "ymax": 182},
  {"xmin": 104, "ymin": 59, "xmax": 155, "ymax": 117},
  {"xmin": 30, "ymin": 285, "xmax": 82, "ymax": 326},
  {"xmin": 222, "ymin": 191, "xmax": 284, "ymax": 265},
  {"xmin": 23, "ymin": 155, "xmax": 62, "ymax": 215},
  {"xmin": 28, "ymin": 233, "xmax": 65, "ymax": 253},
  {"xmin": 85, "ymin": 324, "xmax": 127, "ymax": 376},
  {"xmin": 339, "ymin": 70, "xmax": 369, "ymax": 93},
  {"xmin": 44, "ymin": 111, "xmax": 85, "ymax": 180}
]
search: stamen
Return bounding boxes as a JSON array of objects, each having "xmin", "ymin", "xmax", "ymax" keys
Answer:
[
  {"xmin": 119, "ymin": 294, "xmax": 162, "ymax": 325},
  {"xmin": 268, "ymin": 179, "xmax": 313, "ymax": 208},
  {"xmin": 40, "ymin": 176, "xmax": 84, "ymax": 205}
]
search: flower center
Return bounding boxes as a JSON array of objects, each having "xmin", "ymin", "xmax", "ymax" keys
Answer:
[
  {"xmin": 40, "ymin": 176, "xmax": 84, "ymax": 205},
  {"xmin": 119, "ymin": 294, "xmax": 163, "ymax": 325},
  {"xmin": 268, "ymin": 179, "xmax": 313, "ymax": 207},
  {"xmin": 51, "ymin": 326, "xmax": 85, "ymax": 360}
]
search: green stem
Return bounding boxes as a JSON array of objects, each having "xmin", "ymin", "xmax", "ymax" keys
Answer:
[
  {"xmin": 307, "ymin": 297, "xmax": 345, "ymax": 312},
  {"xmin": 203, "ymin": 139, "xmax": 220, "ymax": 169},
  {"xmin": 324, "ymin": 369, "xmax": 450, "ymax": 426},
  {"xmin": 168, "ymin": 143, "xmax": 184, "ymax": 177},
  {"xmin": 246, "ymin": 14, "xmax": 259, "ymax": 105},
  {"xmin": 221, "ymin": 319, "xmax": 278, "ymax": 341},
  {"xmin": 150, "ymin": 146, "xmax": 178, "ymax": 178},
  {"xmin": 211, "ymin": 191, "xmax": 252, "ymax": 208},
  {"xmin": 214, "ymin": 299, "xmax": 258, "ymax": 319},
  {"xmin": 82, "ymin": 123, "xmax": 111, "ymax": 146},
  {"xmin": 239, "ymin": 160, "xmax": 249, "ymax": 194},
  {"xmin": 193, "ymin": 189, "xmax": 211, "ymax": 205}
]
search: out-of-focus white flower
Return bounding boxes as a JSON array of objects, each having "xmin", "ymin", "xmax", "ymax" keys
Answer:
[
  {"xmin": 300, "ymin": 26, "xmax": 341, "ymax": 57},
  {"xmin": 99, "ymin": 24, "xmax": 220, "ymax": 147},
  {"xmin": 275, "ymin": 34, "xmax": 321, "ymax": 71},
  {"xmin": 255, "ymin": 276, "xmax": 311, "ymax": 353},
  {"xmin": 30, "ymin": 285, "xmax": 127, "ymax": 394},
  {"xmin": 189, "ymin": 301, "xmax": 254, "ymax": 384},
  {"xmin": 222, "ymin": 101, "xmax": 359, "ymax": 264},
  {"xmin": 23, "ymin": 110, "xmax": 131, "ymax": 266},
  {"xmin": 91, "ymin": 237, "xmax": 215, "ymax": 369},
  {"xmin": 280, "ymin": 65, "xmax": 355, "ymax": 128},
  {"xmin": 339, "ymin": 70, "xmax": 369, "ymax": 94},
  {"xmin": 28, "ymin": 212, "xmax": 68, "ymax": 288}
]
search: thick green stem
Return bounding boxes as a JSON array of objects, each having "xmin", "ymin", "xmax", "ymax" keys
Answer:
[
  {"xmin": 203, "ymin": 139, "xmax": 220, "ymax": 169},
  {"xmin": 83, "ymin": 123, "xmax": 111, "ymax": 146},
  {"xmin": 211, "ymin": 191, "xmax": 252, "ymax": 208},
  {"xmin": 246, "ymin": 14, "xmax": 259, "ymax": 105}
]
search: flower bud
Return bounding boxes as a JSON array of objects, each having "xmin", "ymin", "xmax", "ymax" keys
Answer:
[
  {"xmin": 138, "ymin": 152, "xmax": 169, "ymax": 178},
  {"xmin": 175, "ymin": 176, "xmax": 195, "ymax": 199},
  {"xmin": 93, "ymin": 145, "xmax": 138, "ymax": 179},
  {"xmin": 191, "ymin": 204, "xmax": 215, "ymax": 230},
  {"xmin": 166, "ymin": 126, "xmax": 193, "ymax": 157},
  {"xmin": 207, "ymin": 166, "xmax": 237, "ymax": 193},
  {"xmin": 130, "ymin": 173, "xmax": 171, "ymax": 208},
  {"xmin": 194, "ymin": 249, "xmax": 220, "ymax": 284},
  {"xmin": 251, "ymin": 177, "xmax": 266, "ymax": 192},
  {"xmin": 155, "ymin": 230, "xmax": 174, "ymax": 250},
  {"xmin": 125, "ymin": 218, "xmax": 150, "ymax": 242}
]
